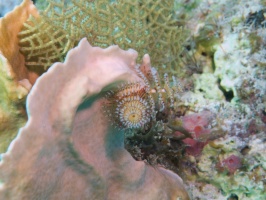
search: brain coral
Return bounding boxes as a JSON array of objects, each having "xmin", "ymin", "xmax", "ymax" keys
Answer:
[{"xmin": 0, "ymin": 38, "xmax": 190, "ymax": 200}]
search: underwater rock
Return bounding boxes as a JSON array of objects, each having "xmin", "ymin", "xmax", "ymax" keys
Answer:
[
  {"xmin": 194, "ymin": 73, "xmax": 224, "ymax": 100},
  {"xmin": 177, "ymin": 1, "xmax": 266, "ymax": 197},
  {"xmin": 0, "ymin": 38, "xmax": 190, "ymax": 200}
]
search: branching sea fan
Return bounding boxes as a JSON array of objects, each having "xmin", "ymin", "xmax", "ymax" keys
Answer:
[{"xmin": 19, "ymin": 0, "xmax": 188, "ymax": 75}]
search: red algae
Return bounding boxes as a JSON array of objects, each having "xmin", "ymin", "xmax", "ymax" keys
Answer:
[
  {"xmin": 176, "ymin": 111, "xmax": 213, "ymax": 156},
  {"xmin": 217, "ymin": 155, "xmax": 242, "ymax": 174}
]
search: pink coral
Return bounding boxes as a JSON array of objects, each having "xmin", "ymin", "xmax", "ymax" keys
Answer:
[
  {"xmin": 0, "ymin": 38, "xmax": 189, "ymax": 200},
  {"xmin": 175, "ymin": 111, "xmax": 212, "ymax": 156},
  {"xmin": 182, "ymin": 139, "xmax": 206, "ymax": 157},
  {"xmin": 217, "ymin": 155, "xmax": 242, "ymax": 174},
  {"xmin": 182, "ymin": 110, "xmax": 212, "ymax": 135}
]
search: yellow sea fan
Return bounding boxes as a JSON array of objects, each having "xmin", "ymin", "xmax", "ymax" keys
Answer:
[
  {"xmin": 19, "ymin": 15, "xmax": 72, "ymax": 71},
  {"xmin": 19, "ymin": 0, "xmax": 188, "ymax": 76}
]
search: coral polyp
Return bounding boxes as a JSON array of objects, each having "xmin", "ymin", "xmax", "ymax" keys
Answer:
[{"xmin": 104, "ymin": 83, "xmax": 155, "ymax": 129}]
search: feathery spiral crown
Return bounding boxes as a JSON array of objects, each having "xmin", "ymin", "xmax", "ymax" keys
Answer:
[{"xmin": 104, "ymin": 64, "xmax": 182, "ymax": 130}]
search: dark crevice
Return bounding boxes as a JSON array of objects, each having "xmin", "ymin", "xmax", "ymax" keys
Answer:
[
  {"xmin": 217, "ymin": 78, "xmax": 234, "ymax": 102},
  {"xmin": 211, "ymin": 54, "xmax": 216, "ymax": 72},
  {"xmin": 240, "ymin": 146, "xmax": 251, "ymax": 155},
  {"xmin": 245, "ymin": 9, "xmax": 266, "ymax": 28},
  {"xmin": 201, "ymin": 52, "xmax": 207, "ymax": 56},
  {"xmin": 227, "ymin": 193, "xmax": 239, "ymax": 200}
]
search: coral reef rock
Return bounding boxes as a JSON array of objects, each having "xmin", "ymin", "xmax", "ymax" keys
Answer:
[{"xmin": 0, "ymin": 38, "xmax": 190, "ymax": 200}]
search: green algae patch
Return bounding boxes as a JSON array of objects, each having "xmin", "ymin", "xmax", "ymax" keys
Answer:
[{"xmin": 0, "ymin": 54, "xmax": 28, "ymax": 153}]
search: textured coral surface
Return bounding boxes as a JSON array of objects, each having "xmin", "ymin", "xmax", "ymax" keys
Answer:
[{"xmin": 0, "ymin": 0, "xmax": 265, "ymax": 199}]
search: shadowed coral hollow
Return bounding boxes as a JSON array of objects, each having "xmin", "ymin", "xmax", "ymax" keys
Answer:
[{"xmin": 0, "ymin": 38, "xmax": 190, "ymax": 200}]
